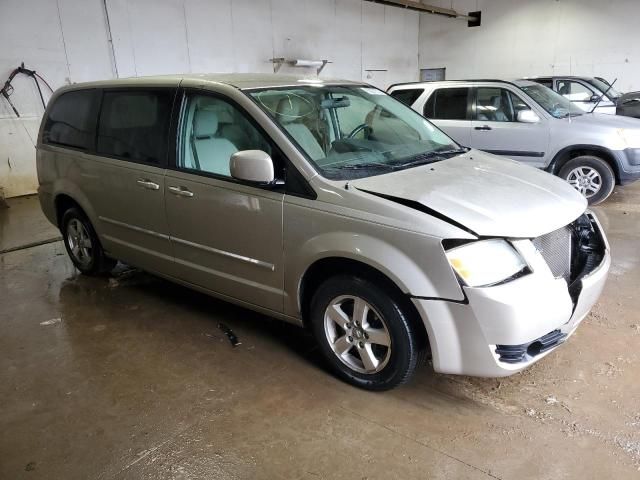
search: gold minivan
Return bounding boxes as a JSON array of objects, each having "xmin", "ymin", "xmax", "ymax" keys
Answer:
[{"xmin": 37, "ymin": 74, "xmax": 609, "ymax": 390}]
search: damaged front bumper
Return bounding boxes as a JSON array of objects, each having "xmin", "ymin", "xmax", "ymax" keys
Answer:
[{"xmin": 413, "ymin": 212, "xmax": 610, "ymax": 377}]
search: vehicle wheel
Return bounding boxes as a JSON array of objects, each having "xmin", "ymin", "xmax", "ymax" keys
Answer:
[
  {"xmin": 61, "ymin": 207, "xmax": 116, "ymax": 275},
  {"xmin": 309, "ymin": 275, "xmax": 423, "ymax": 391},
  {"xmin": 559, "ymin": 155, "xmax": 615, "ymax": 205}
]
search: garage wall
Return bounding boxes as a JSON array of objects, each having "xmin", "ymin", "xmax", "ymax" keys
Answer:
[
  {"xmin": 419, "ymin": 0, "xmax": 640, "ymax": 92},
  {"xmin": 0, "ymin": 0, "xmax": 419, "ymax": 198}
]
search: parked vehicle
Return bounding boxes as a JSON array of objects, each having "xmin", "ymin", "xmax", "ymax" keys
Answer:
[
  {"xmin": 388, "ymin": 79, "xmax": 640, "ymax": 204},
  {"xmin": 529, "ymin": 76, "xmax": 640, "ymax": 118},
  {"xmin": 37, "ymin": 74, "xmax": 609, "ymax": 390}
]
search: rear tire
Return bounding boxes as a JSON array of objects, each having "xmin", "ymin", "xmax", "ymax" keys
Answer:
[
  {"xmin": 558, "ymin": 155, "xmax": 615, "ymax": 205},
  {"xmin": 61, "ymin": 207, "xmax": 116, "ymax": 275},
  {"xmin": 309, "ymin": 275, "xmax": 423, "ymax": 391}
]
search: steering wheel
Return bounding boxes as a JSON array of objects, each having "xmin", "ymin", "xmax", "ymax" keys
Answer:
[{"xmin": 347, "ymin": 123, "xmax": 371, "ymax": 139}]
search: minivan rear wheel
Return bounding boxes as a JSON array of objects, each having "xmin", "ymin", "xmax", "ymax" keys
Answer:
[
  {"xmin": 559, "ymin": 155, "xmax": 615, "ymax": 205},
  {"xmin": 61, "ymin": 207, "xmax": 116, "ymax": 275},
  {"xmin": 309, "ymin": 275, "xmax": 422, "ymax": 391}
]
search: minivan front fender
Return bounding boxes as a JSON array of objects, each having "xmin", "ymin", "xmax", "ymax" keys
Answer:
[{"xmin": 284, "ymin": 230, "xmax": 465, "ymax": 319}]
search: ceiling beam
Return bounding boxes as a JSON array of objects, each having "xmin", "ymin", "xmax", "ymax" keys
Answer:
[{"xmin": 364, "ymin": 0, "xmax": 473, "ymax": 20}]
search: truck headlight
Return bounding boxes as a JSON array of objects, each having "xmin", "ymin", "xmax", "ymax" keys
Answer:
[{"xmin": 445, "ymin": 239, "xmax": 528, "ymax": 287}]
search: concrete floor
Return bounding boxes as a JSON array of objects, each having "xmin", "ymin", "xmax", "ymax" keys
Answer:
[{"xmin": 1, "ymin": 186, "xmax": 639, "ymax": 480}]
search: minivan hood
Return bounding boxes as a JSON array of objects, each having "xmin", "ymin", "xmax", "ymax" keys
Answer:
[{"xmin": 352, "ymin": 151, "xmax": 586, "ymax": 238}]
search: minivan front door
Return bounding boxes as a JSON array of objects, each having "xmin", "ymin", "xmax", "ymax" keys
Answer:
[
  {"xmin": 470, "ymin": 87, "xmax": 549, "ymax": 167},
  {"xmin": 165, "ymin": 91, "xmax": 285, "ymax": 312}
]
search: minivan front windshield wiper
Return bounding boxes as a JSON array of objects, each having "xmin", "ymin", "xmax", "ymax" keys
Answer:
[
  {"xmin": 391, "ymin": 147, "xmax": 468, "ymax": 169},
  {"xmin": 337, "ymin": 162, "xmax": 395, "ymax": 171}
]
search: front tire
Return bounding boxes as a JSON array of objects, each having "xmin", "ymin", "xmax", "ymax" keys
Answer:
[
  {"xmin": 559, "ymin": 155, "xmax": 615, "ymax": 205},
  {"xmin": 61, "ymin": 207, "xmax": 116, "ymax": 275},
  {"xmin": 309, "ymin": 275, "xmax": 423, "ymax": 391}
]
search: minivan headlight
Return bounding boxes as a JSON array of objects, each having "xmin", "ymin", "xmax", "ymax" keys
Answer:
[{"xmin": 445, "ymin": 239, "xmax": 527, "ymax": 287}]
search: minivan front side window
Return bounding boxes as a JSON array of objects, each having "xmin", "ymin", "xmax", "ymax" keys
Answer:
[
  {"xmin": 179, "ymin": 94, "xmax": 273, "ymax": 177},
  {"xmin": 97, "ymin": 90, "xmax": 173, "ymax": 164},
  {"xmin": 249, "ymin": 85, "xmax": 461, "ymax": 180}
]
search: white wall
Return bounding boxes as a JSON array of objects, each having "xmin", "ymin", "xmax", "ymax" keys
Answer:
[
  {"xmin": 0, "ymin": 0, "xmax": 419, "ymax": 198},
  {"xmin": 419, "ymin": 0, "xmax": 640, "ymax": 91}
]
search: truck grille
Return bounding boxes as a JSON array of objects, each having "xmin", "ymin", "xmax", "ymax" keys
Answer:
[{"xmin": 532, "ymin": 225, "xmax": 573, "ymax": 282}]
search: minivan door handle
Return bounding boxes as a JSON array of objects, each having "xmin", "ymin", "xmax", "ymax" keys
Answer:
[
  {"xmin": 474, "ymin": 125, "xmax": 492, "ymax": 131},
  {"xmin": 136, "ymin": 179, "xmax": 160, "ymax": 190},
  {"xmin": 168, "ymin": 186, "xmax": 194, "ymax": 198}
]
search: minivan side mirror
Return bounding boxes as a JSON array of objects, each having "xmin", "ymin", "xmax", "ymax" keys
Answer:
[
  {"xmin": 230, "ymin": 150, "xmax": 275, "ymax": 184},
  {"xmin": 517, "ymin": 110, "xmax": 540, "ymax": 123}
]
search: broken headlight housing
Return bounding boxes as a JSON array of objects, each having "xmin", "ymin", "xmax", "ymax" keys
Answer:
[{"xmin": 445, "ymin": 239, "xmax": 528, "ymax": 287}]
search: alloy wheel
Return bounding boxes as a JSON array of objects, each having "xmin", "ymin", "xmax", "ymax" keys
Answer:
[
  {"xmin": 66, "ymin": 218, "xmax": 93, "ymax": 267},
  {"xmin": 323, "ymin": 295, "xmax": 392, "ymax": 374},
  {"xmin": 566, "ymin": 166, "xmax": 602, "ymax": 198}
]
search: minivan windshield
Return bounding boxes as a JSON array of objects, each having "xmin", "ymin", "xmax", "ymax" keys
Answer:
[
  {"xmin": 520, "ymin": 83, "xmax": 585, "ymax": 119},
  {"xmin": 248, "ymin": 85, "xmax": 464, "ymax": 180}
]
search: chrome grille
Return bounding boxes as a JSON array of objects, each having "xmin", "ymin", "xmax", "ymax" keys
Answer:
[{"xmin": 533, "ymin": 225, "xmax": 572, "ymax": 282}]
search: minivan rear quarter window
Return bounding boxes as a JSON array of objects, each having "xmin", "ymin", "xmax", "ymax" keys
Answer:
[
  {"xmin": 389, "ymin": 88, "xmax": 424, "ymax": 107},
  {"xmin": 43, "ymin": 89, "xmax": 96, "ymax": 150},
  {"xmin": 97, "ymin": 89, "xmax": 173, "ymax": 164},
  {"xmin": 424, "ymin": 88, "xmax": 470, "ymax": 120}
]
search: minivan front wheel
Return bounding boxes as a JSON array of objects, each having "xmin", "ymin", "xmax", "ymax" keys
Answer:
[
  {"xmin": 310, "ymin": 275, "xmax": 422, "ymax": 391},
  {"xmin": 559, "ymin": 155, "xmax": 615, "ymax": 205},
  {"xmin": 61, "ymin": 207, "xmax": 116, "ymax": 275}
]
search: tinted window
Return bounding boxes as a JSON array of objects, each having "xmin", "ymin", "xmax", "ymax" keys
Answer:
[
  {"xmin": 424, "ymin": 88, "xmax": 470, "ymax": 120},
  {"xmin": 179, "ymin": 94, "xmax": 272, "ymax": 177},
  {"xmin": 43, "ymin": 90, "xmax": 96, "ymax": 150},
  {"xmin": 97, "ymin": 90, "xmax": 173, "ymax": 164},
  {"xmin": 389, "ymin": 88, "xmax": 424, "ymax": 107}
]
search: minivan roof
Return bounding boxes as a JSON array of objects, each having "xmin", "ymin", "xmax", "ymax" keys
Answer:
[{"xmin": 59, "ymin": 73, "xmax": 362, "ymax": 91}]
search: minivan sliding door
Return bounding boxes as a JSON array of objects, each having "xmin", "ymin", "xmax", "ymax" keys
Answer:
[{"xmin": 86, "ymin": 87, "xmax": 176, "ymax": 273}]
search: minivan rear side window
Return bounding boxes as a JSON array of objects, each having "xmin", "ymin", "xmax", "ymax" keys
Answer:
[
  {"xmin": 424, "ymin": 88, "xmax": 470, "ymax": 120},
  {"xmin": 389, "ymin": 88, "xmax": 424, "ymax": 107},
  {"xmin": 43, "ymin": 90, "xmax": 96, "ymax": 150},
  {"xmin": 97, "ymin": 89, "xmax": 173, "ymax": 164}
]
